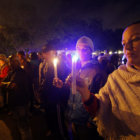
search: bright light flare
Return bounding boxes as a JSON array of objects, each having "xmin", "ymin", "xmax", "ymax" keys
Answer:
[
  {"xmin": 118, "ymin": 50, "xmax": 123, "ymax": 54},
  {"xmin": 72, "ymin": 54, "xmax": 79, "ymax": 63},
  {"xmin": 92, "ymin": 52, "xmax": 97, "ymax": 55},
  {"xmin": 109, "ymin": 51, "xmax": 113, "ymax": 55}
]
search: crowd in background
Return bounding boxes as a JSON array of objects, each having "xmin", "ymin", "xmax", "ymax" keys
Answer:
[{"xmin": 0, "ymin": 39, "xmax": 124, "ymax": 140}]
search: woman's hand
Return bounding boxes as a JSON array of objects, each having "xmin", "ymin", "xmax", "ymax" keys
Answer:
[{"xmin": 53, "ymin": 78, "xmax": 63, "ymax": 88}]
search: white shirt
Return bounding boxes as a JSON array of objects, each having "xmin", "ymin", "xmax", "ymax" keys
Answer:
[{"xmin": 95, "ymin": 64, "xmax": 140, "ymax": 140}]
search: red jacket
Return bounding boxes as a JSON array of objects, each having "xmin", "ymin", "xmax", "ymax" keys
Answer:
[{"xmin": 0, "ymin": 64, "xmax": 9, "ymax": 84}]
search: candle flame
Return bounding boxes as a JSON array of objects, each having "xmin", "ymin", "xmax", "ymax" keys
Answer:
[
  {"xmin": 53, "ymin": 58, "xmax": 58, "ymax": 66},
  {"xmin": 72, "ymin": 55, "xmax": 79, "ymax": 62}
]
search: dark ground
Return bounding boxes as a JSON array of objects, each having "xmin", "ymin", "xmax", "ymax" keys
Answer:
[{"xmin": 0, "ymin": 107, "xmax": 57, "ymax": 140}]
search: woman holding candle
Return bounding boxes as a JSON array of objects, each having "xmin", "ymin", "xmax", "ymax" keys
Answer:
[{"xmin": 75, "ymin": 22, "xmax": 140, "ymax": 139}]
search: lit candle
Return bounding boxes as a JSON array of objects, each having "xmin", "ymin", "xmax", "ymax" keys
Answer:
[
  {"xmin": 21, "ymin": 65, "xmax": 24, "ymax": 69},
  {"xmin": 72, "ymin": 54, "xmax": 78, "ymax": 94},
  {"xmin": 53, "ymin": 58, "xmax": 58, "ymax": 79}
]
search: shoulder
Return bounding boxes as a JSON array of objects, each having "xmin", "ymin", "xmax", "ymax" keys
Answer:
[
  {"xmin": 109, "ymin": 65, "xmax": 128, "ymax": 80},
  {"xmin": 82, "ymin": 61, "xmax": 101, "ymax": 71},
  {"xmin": 102, "ymin": 65, "xmax": 127, "ymax": 89}
]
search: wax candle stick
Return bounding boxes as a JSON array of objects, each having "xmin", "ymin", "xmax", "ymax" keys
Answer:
[
  {"xmin": 53, "ymin": 58, "xmax": 58, "ymax": 78},
  {"xmin": 72, "ymin": 55, "xmax": 78, "ymax": 94}
]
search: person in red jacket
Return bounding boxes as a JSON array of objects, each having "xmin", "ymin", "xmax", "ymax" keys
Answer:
[
  {"xmin": 0, "ymin": 54, "xmax": 9, "ymax": 107},
  {"xmin": 0, "ymin": 54, "xmax": 9, "ymax": 84}
]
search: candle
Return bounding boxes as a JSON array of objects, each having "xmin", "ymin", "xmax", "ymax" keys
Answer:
[
  {"xmin": 53, "ymin": 58, "xmax": 58, "ymax": 79},
  {"xmin": 72, "ymin": 54, "xmax": 78, "ymax": 94}
]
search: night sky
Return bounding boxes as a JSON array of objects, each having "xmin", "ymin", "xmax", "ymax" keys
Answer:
[{"xmin": 0, "ymin": 0, "xmax": 140, "ymax": 53}]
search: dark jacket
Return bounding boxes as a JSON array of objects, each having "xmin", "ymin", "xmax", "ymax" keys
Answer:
[
  {"xmin": 7, "ymin": 67, "xmax": 30, "ymax": 107},
  {"xmin": 65, "ymin": 60, "xmax": 107, "ymax": 124}
]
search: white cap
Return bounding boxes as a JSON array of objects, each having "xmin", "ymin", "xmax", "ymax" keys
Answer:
[{"xmin": 76, "ymin": 36, "xmax": 94, "ymax": 52}]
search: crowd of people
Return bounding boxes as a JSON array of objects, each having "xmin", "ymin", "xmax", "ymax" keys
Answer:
[{"xmin": 0, "ymin": 21, "xmax": 139, "ymax": 140}]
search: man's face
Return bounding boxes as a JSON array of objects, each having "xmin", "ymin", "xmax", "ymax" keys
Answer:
[
  {"xmin": 17, "ymin": 54, "xmax": 22, "ymax": 61},
  {"xmin": 122, "ymin": 23, "xmax": 140, "ymax": 66},
  {"xmin": 76, "ymin": 44, "xmax": 92, "ymax": 62},
  {"xmin": 17, "ymin": 54, "xmax": 24, "ymax": 65},
  {"xmin": 42, "ymin": 50, "xmax": 55, "ymax": 61},
  {"xmin": 42, "ymin": 52, "xmax": 49, "ymax": 60}
]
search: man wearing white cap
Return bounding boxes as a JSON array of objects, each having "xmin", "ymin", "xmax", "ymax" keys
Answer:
[
  {"xmin": 54, "ymin": 36, "xmax": 107, "ymax": 140},
  {"xmin": 68, "ymin": 36, "xmax": 107, "ymax": 139},
  {"xmin": 76, "ymin": 36, "xmax": 94, "ymax": 65}
]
